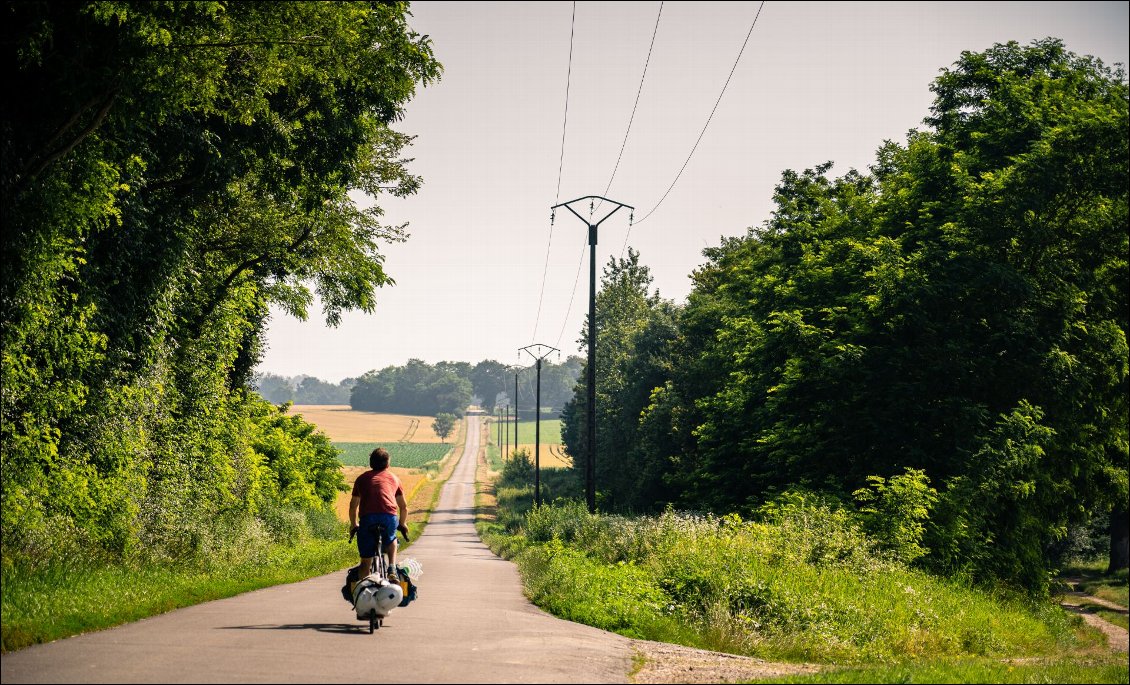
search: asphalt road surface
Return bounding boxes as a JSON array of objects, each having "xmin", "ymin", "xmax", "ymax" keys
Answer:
[{"xmin": 2, "ymin": 417, "xmax": 633, "ymax": 683}]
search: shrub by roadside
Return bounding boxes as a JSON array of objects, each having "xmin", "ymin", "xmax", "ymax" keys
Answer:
[{"xmin": 477, "ymin": 466, "xmax": 1115, "ymax": 669}]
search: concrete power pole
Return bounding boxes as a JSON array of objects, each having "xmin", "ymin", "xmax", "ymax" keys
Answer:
[
  {"xmin": 519, "ymin": 343, "xmax": 559, "ymax": 507},
  {"xmin": 549, "ymin": 196, "xmax": 633, "ymax": 512}
]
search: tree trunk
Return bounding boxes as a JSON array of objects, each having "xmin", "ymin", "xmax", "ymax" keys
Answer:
[{"xmin": 1109, "ymin": 505, "xmax": 1129, "ymax": 574}]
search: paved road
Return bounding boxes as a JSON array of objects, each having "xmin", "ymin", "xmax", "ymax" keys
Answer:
[{"xmin": 2, "ymin": 417, "xmax": 633, "ymax": 683}]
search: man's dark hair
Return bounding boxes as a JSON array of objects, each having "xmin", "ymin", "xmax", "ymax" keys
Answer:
[{"xmin": 369, "ymin": 447, "xmax": 391, "ymax": 471}]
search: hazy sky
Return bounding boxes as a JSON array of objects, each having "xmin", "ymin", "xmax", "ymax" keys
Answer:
[{"xmin": 259, "ymin": 1, "xmax": 1129, "ymax": 382}]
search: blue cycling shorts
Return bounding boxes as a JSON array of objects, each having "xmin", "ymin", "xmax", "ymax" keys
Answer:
[{"xmin": 356, "ymin": 512, "xmax": 399, "ymax": 559}]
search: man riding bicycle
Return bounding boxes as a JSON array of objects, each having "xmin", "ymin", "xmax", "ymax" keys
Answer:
[{"xmin": 349, "ymin": 447, "xmax": 409, "ymax": 584}]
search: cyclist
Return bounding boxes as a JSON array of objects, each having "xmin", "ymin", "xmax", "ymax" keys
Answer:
[{"xmin": 349, "ymin": 447, "xmax": 409, "ymax": 584}]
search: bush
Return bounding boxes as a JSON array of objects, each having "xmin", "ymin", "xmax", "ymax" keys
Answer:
[
  {"xmin": 501, "ymin": 448, "xmax": 534, "ymax": 485},
  {"xmin": 854, "ymin": 468, "xmax": 938, "ymax": 565}
]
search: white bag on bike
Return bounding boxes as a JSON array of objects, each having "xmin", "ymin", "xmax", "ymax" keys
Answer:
[{"xmin": 352, "ymin": 575, "xmax": 404, "ymax": 620}]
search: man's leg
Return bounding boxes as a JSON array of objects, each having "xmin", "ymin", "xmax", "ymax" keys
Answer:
[
  {"xmin": 351, "ymin": 556, "xmax": 373, "ymax": 597},
  {"xmin": 384, "ymin": 540, "xmax": 398, "ymax": 578}
]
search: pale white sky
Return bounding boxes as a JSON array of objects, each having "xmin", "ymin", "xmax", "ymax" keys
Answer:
[{"xmin": 259, "ymin": 1, "xmax": 1129, "ymax": 382}]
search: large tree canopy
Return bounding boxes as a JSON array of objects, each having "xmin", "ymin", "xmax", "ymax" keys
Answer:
[
  {"xmin": 1, "ymin": 1, "xmax": 441, "ymax": 565},
  {"xmin": 575, "ymin": 39, "xmax": 1127, "ymax": 593}
]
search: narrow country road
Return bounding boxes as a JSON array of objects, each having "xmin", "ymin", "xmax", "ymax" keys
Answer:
[{"xmin": 2, "ymin": 417, "xmax": 634, "ymax": 683}]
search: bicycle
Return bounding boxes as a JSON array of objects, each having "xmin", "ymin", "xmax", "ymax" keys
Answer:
[{"xmin": 347, "ymin": 525, "xmax": 410, "ymax": 633}]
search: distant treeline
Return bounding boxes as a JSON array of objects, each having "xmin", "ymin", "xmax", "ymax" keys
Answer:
[
  {"xmin": 561, "ymin": 39, "xmax": 1128, "ymax": 594},
  {"xmin": 345, "ymin": 357, "xmax": 582, "ymax": 418},
  {"xmin": 255, "ymin": 374, "xmax": 356, "ymax": 405}
]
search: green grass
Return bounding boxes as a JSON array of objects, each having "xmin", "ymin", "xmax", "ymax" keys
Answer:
[
  {"xmin": 1094, "ymin": 608, "xmax": 1129, "ymax": 630},
  {"xmin": 493, "ymin": 419, "xmax": 562, "ymax": 445},
  {"xmin": 3, "ymin": 437, "xmax": 460, "ymax": 655},
  {"xmin": 2, "ymin": 537, "xmax": 356, "ymax": 653},
  {"xmin": 1059, "ymin": 560, "xmax": 1128, "ymax": 610},
  {"xmin": 754, "ymin": 657, "xmax": 1129, "ymax": 683},
  {"xmin": 486, "ymin": 444, "xmax": 504, "ymax": 472},
  {"xmin": 334, "ymin": 442, "xmax": 452, "ymax": 470},
  {"xmin": 478, "ymin": 473, "xmax": 1113, "ymax": 672}
]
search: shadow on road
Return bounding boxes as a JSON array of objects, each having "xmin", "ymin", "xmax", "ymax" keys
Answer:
[{"xmin": 220, "ymin": 623, "xmax": 374, "ymax": 634}]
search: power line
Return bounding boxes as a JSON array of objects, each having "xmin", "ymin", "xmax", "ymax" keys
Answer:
[
  {"xmin": 532, "ymin": 1, "xmax": 577, "ymax": 341},
  {"xmin": 554, "ymin": 235, "xmax": 589, "ymax": 351},
  {"xmin": 624, "ymin": 0, "xmax": 766, "ymax": 243},
  {"xmin": 601, "ymin": 2, "xmax": 663, "ymax": 204},
  {"xmin": 554, "ymin": 3, "xmax": 662, "ymax": 350},
  {"xmin": 555, "ymin": 1, "xmax": 576, "ymax": 205}
]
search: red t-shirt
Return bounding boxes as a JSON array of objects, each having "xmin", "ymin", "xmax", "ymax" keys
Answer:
[{"xmin": 352, "ymin": 469, "xmax": 403, "ymax": 516}]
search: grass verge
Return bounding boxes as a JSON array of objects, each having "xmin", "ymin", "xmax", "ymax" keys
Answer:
[
  {"xmin": 2, "ymin": 537, "xmax": 354, "ymax": 653},
  {"xmin": 755, "ymin": 656, "xmax": 1130, "ymax": 683},
  {"xmin": 475, "ymin": 465, "xmax": 1127, "ymax": 683},
  {"xmin": 3, "ymin": 418, "xmax": 470, "ymax": 654}
]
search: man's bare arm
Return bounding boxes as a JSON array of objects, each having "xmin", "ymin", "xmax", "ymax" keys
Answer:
[{"xmin": 349, "ymin": 495, "xmax": 361, "ymax": 528}]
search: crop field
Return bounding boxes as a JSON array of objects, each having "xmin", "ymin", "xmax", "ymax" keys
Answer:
[
  {"xmin": 287, "ymin": 404, "xmax": 446, "ymax": 442},
  {"xmin": 505, "ymin": 418, "xmax": 561, "ymax": 444},
  {"xmin": 334, "ymin": 442, "xmax": 453, "ymax": 470},
  {"xmin": 490, "ymin": 419, "xmax": 570, "ymax": 468},
  {"xmin": 289, "ymin": 407, "xmax": 460, "ymax": 521}
]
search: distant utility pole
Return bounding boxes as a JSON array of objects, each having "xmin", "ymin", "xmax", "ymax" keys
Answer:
[
  {"xmin": 513, "ymin": 368, "xmax": 520, "ymax": 458},
  {"xmin": 520, "ymin": 343, "xmax": 559, "ymax": 507},
  {"xmin": 549, "ymin": 196, "xmax": 633, "ymax": 513},
  {"xmin": 504, "ymin": 403, "xmax": 510, "ymax": 462}
]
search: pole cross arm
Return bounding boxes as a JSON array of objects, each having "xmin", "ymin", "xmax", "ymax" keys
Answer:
[
  {"xmin": 519, "ymin": 343, "xmax": 560, "ymax": 361},
  {"xmin": 552, "ymin": 196, "xmax": 634, "ymax": 227}
]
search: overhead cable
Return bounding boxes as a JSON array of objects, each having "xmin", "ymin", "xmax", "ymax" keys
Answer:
[
  {"xmin": 556, "ymin": 3, "xmax": 663, "ymax": 350},
  {"xmin": 624, "ymin": 0, "xmax": 766, "ymax": 245},
  {"xmin": 601, "ymin": 2, "xmax": 663, "ymax": 205},
  {"xmin": 532, "ymin": 1, "xmax": 577, "ymax": 342},
  {"xmin": 554, "ymin": 236, "xmax": 589, "ymax": 351}
]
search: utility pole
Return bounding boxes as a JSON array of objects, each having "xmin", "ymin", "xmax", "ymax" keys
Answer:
[
  {"xmin": 520, "ymin": 343, "xmax": 559, "ymax": 507},
  {"xmin": 504, "ymin": 403, "xmax": 510, "ymax": 462},
  {"xmin": 549, "ymin": 196, "xmax": 633, "ymax": 512},
  {"xmin": 514, "ymin": 368, "xmax": 520, "ymax": 459}
]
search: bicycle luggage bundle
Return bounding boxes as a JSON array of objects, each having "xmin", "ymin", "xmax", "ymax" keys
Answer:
[
  {"xmin": 351, "ymin": 573, "xmax": 403, "ymax": 620},
  {"xmin": 341, "ymin": 562, "xmax": 419, "ymax": 620}
]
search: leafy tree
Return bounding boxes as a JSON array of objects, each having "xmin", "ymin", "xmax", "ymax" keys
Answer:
[
  {"xmin": 432, "ymin": 412, "xmax": 456, "ymax": 443},
  {"xmin": 470, "ymin": 359, "xmax": 510, "ymax": 413},
  {"xmin": 294, "ymin": 376, "xmax": 350, "ymax": 404},
  {"xmin": 587, "ymin": 39, "xmax": 1127, "ymax": 591},
  {"xmin": 1, "ymin": 1, "xmax": 441, "ymax": 566},
  {"xmin": 562, "ymin": 249, "xmax": 679, "ymax": 512},
  {"xmin": 541, "ymin": 356, "xmax": 584, "ymax": 411},
  {"xmin": 853, "ymin": 468, "xmax": 938, "ymax": 565},
  {"xmin": 917, "ymin": 39, "xmax": 1128, "ymax": 578},
  {"xmin": 351, "ymin": 359, "xmax": 470, "ymax": 416}
]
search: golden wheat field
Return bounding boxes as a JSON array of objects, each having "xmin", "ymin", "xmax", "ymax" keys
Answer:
[
  {"xmin": 287, "ymin": 405, "xmax": 451, "ymax": 522},
  {"xmin": 286, "ymin": 404, "xmax": 446, "ymax": 443},
  {"xmin": 502, "ymin": 444, "xmax": 572, "ymax": 468}
]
